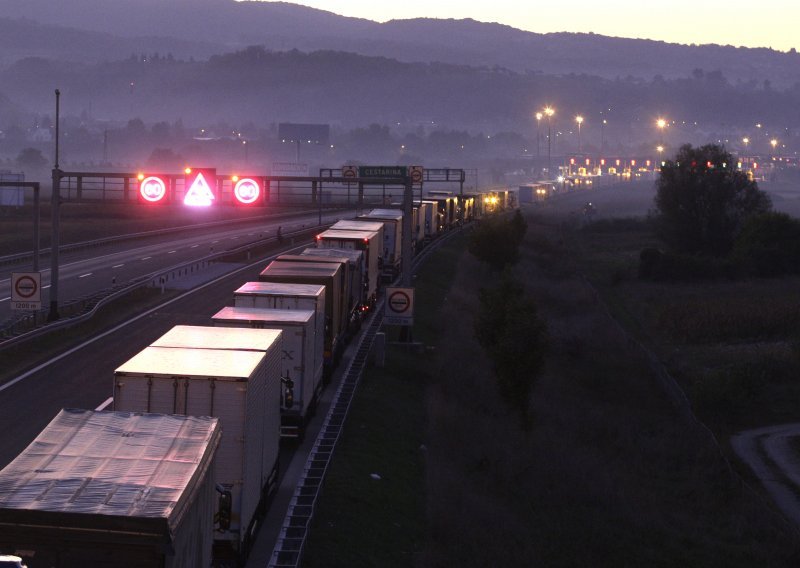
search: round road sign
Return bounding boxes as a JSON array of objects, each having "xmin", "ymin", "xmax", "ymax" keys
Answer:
[
  {"xmin": 342, "ymin": 166, "xmax": 357, "ymax": 179},
  {"xmin": 388, "ymin": 290, "xmax": 411, "ymax": 314},
  {"xmin": 15, "ymin": 275, "xmax": 37, "ymax": 299},
  {"xmin": 410, "ymin": 166, "xmax": 423, "ymax": 184}
]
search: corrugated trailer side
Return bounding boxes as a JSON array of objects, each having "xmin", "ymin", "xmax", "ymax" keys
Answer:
[
  {"xmin": 301, "ymin": 247, "xmax": 365, "ymax": 318},
  {"xmin": 316, "ymin": 228, "xmax": 380, "ymax": 306},
  {"xmin": 0, "ymin": 409, "xmax": 220, "ymax": 568},
  {"xmin": 359, "ymin": 209, "xmax": 403, "ymax": 279},
  {"xmin": 275, "ymin": 254, "xmax": 353, "ymax": 334},
  {"xmin": 232, "ymin": 282, "xmax": 325, "ymax": 390},
  {"xmin": 259, "ymin": 261, "xmax": 343, "ymax": 370},
  {"xmin": 210, "ymin": 309, "xmax": 321, "ymax": 439},
  {"xmin": 113, "ymin": 344, "xmax": 279, "ymax": 561}
]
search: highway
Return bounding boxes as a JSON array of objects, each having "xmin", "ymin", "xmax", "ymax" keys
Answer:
[
  {"xmin": 0, "ymin": 210, "xmax": 350, "ymax": 321},
  {"xmin": 0, "ymin": 215, "xmax": 375, "ymax": 565}
]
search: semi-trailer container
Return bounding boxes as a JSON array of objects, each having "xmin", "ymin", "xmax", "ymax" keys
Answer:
[
  {"xmin": 232, "ymin": 282, "xmax": 325, "ymax": 376},
  {"xmin": 300, "ymin": 247, "xmax": 365, "ymax": 319},
  {"xmin": 358, "ymin": 208, "xmax": 404, "ymax": 279},
  {"xmin": 275, "ymin": 254, "xmax": 354, "ymax": 332},
  {"xmin": 113, "ymin": 340, "xmax": 282, "ymax": 561},
  {"xmin": 259, "ymin": 261, "xmax": 344, "ymax": 369},
  {"xmin": 330, "ymin": 219, "xmax": 385, "ymax": 246},
  {"xmin": 210, "ymin": 308, "xmax": 322, "ymax": 439},
  {"xmin": 0, "ymin": 409, "xmax": 221, "ymax": 568},
  {"xmin": 425, "ymin": 193, "xmax": 457, "ymax": 231},
  {"xmin": 315, "ymin": 228, "xmax": 381, "ymax": 307},
  {"xmin": 421, "ymin": 200, "xmax": 439, "ymax": 239}
]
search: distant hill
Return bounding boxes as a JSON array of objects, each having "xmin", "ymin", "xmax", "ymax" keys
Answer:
[
  {"xmin": 1, "ymin": 0, "xmax": 799, "ymax": 88},
  {"xmin": 0, "ymin": 46, "xmax": 796, "ymax": 136}
]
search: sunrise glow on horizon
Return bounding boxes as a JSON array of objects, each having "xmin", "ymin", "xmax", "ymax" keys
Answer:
[{"xmin": 247, "ymin": 0, "xmax": 800, "ymax": 53}]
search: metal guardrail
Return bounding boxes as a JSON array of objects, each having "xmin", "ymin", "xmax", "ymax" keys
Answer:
[
  {"xmin": 268, "ymin": 225, "xmax": 468, "ymax": 568},
  {"xmin": 0, "ymin": 208, "xmax": 338, "ymax": 268},
  {"xmin": 269, "ymin": 300, "xmax": 385, "ymax": 567},
  {"xmin": 0, "ymin": 224, "xmax": 323, "ymax": 351}
]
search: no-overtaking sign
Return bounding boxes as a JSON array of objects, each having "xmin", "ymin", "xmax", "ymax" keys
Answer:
[
  {"xmin": 11, "ymin": 271, "xmax": 42, "ymax": 311},
  {"xmin": 385, "ymin": 287, "xmax": 414, "ymax": 326}
]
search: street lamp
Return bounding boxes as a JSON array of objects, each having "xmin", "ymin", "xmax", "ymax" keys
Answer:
[
  {"xmin": 535, "ymin": 111, "xmax": 543, "ymax": 159},
  {"xmin": 742, "ymin": 137, "xmax": 749, "ymax": 152},
  {"xmin": 601, "ymin": 119, "xmax": 607, "ymax": 151},
  {"xmin": 544, "ymin": 106, "xmax": 554, "ymax": 176},
  {"xmin": 575, "ymin": 115, "xmax": 584, "ymax": 154},
  {"xmin": 656, "ymin": 118, "xmax": 667, "ymax": 146}
]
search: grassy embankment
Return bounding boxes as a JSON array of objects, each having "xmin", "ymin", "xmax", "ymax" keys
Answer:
[{"xmin": 303, "ymin": 205, "xmax": 800, "ymax": 567}]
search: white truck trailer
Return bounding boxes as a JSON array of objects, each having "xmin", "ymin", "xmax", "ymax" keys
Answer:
[
  {"xmin": 113, "ymin": 339, "xmax": 281, "ymax": 562},
  {"xmin": 210, "ymin": 308, "xmax": 322, "ymax": 439},
  {"xmin": 0, "ymin": 409, "xmax": 221, "ymax": 568},
  {"xmin": 300, "ymin": 247, "xmax": 365, "ymax": 321},
  {"xmin": 316, "ymin": 228, "xmax": 381, "ymax": 306},
  {"xmin": 359, "ymin": 208, "xmax": 404, "ymax": 280}
]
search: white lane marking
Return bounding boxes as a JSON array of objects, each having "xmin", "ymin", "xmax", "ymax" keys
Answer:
[
  {"xmin": 191, "ymin": 244, "xmax": 199, "ymax": 248},
  {"xmin": 0, "ymin": 297, "xmax": 9, "ymax": 302},
  {"xmin": 141, "ymin": 256, "xmax": 151, "ymax": 260},
  {"xmin": 168, "ymin": 250, "xmax": 177, "ymax": 254},
  {"xmin": 43, "ymin": 284, "xmax": 51, "ymax": 289},
  {"xmin": 95, "ymin": 397, "xmax": 113, "ymax": 411},
  {"xmin": 231, "ymin": 236, "xmax": 239, "ymax": 240},
  {"xmin": 0, "ymin": 250, "xmax": 300, "ymax": 394},
  {"xmin": 212, "ymin": 240, "xmax": 219, "ymax": 244},
  {"xmin": 79, "ymin": 273, "xmax": 92, "ymax": 278},
  {"xmin": 112, "ymin": 264, "xmax": 124, "ymax": 269}
]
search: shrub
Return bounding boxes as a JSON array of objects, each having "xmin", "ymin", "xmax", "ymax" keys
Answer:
[
  {"xmin": 732, "ymin": 212, "xmax": 800, "ymax": 277},
  {"xmin": 474, "ymin": 271, "xmax": 548, "ymax": 428},
  {"xmin": 653, "ymin": 144, "xmax": 771, "ymax": 256},
  {"xmin": 468, "ymin": 213, "xmax": 527, "ymax": 271}
]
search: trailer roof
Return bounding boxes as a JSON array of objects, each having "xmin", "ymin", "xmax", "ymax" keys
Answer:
[
  {"xmin": 301, "ymin": 248, "xmax": 363, "ymax": 262},
  {"xmin": 261, "ymin": 261, "xmax": 340, "ymax": 279},
  {"xmin": 151, "ymin": 325, "xmax": 282, "ymax": 352},
  {"xmin": 360, "ymin": 209, "xmax": 403, "ymax": 220},
  {"xmin": 331, "ymin": 220, "xmax": 385, "ymax": 232},
  {"xmin": 318, "ymin": 228, "xmax": 378, "ymax": 240},
  {"xmin": 116, "ymin": 346, "xmax": 267, "ymax": 378},
  {"xmin": 0, "ymin": 409, "xmax": 220, "ymax": 532},
  {"xmin": 234, "ymin": 281, "xmax": 325, "ymax": 298},
  {"xmin": 277, "ymin": 254, "xmax": 348, "ymax": 267},
  {"xmin": 212, "ymin": 306, "xmax": 315, "ymax": 324}
]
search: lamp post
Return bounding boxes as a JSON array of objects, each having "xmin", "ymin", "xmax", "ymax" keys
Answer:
[
  {"xmin": 742, "ymin": 137, "xmax": 749, "ymax": 153},
  {"xmin": 601, "ymin": 119, "xmax": 607, "ymax": 151},
  {"xmin": 242, "ymin": 140, "xmax": 248, "ymax": 164},
  {"xmin": 656, "ymin": 117, "xmax": 667, "ymax": 146},
  {"xmin": 48, "ymin": 89, "xmax": 61, "ymax": 321},
  {"xmin": 544, "ymin": 106, "xmax": 554, "ymax": 177},
  {"xmin": 535, "ymin": 111, "xmax": 543, "ymax": 160},
  {"xmin": 575, "ymin": 115, "xmax": 584, "ymax": 154}
]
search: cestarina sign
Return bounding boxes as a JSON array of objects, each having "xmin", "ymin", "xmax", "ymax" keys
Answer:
[{"xmin": 184, "ymin": 168, "xmax": 217, "ymax": 207}]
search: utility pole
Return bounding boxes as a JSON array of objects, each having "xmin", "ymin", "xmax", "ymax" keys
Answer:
[{"xmin": 48, "ymin": 89, "xmax": 61, "ymax": 321}]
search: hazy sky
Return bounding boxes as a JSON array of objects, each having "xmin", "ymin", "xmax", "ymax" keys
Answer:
[{"xmin": 271, "ymin": 0, "xmax": 799, "ymax": 52}]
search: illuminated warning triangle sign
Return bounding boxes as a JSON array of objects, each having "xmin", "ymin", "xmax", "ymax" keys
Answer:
[{"xmin": 184, "ymin": 172, "xmax": 216, "ymax": 206}]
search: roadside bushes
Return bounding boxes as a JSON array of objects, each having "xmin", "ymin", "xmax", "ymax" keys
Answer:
[
  {"xmin": 468, "ymin": 211, "xmax": 527, "ymax": 271},
  {"xmin": 732, "ymin": 212, "xmax": 800, "ymax": 277},
  {"xmin": 474, "ymin": 271, "xmax": 548, "ymax": 428},
  {"xmin": 640, "ymin": 212, "xmax": 800, "ymax": 281}
]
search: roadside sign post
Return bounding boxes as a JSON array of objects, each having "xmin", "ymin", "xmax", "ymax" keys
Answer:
[
  {"xmin": 11, "ymin": 272, "xmax": 42, "ymax": 311},
  {"xmin": 385, "ymin": 287, "xmax": 414, "ymax": 327}
]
